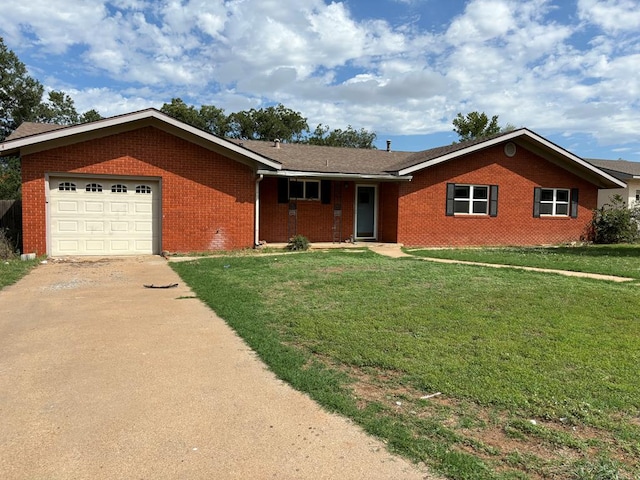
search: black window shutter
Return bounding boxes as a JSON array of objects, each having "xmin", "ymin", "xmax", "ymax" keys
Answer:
[
  {"xmin": 446, "ymin": 183, "xmax": 455, "ymax": 216},
  {"xmin": 570, "ymin": 188, "xmax": 579, "ymax": 218},
  {"xmin": 277, "ymin": 178, "xmax": 289, "ymax": 204},
  {"xmin": 321, "ymin": 180, "xmax": 331, "ymax": 204},
  {"xmin": 489, "ymin": 185, "xmax": 498, "ymax": 217},
  {"xmin": 533, "ymin": 187, "xmax": 541, "ymax": 218}
]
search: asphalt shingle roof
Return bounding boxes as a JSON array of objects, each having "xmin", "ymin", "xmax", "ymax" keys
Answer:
[
  {"xmin": 5, "ymin": 119, "xmax": 631, "ymax": 187},
  {"xmin": 6, "ymin": 122, "xmax": 67, "ymax": 141},
  {"xmin": 236, "ymin": 140, "xmax": 413, "ymax": 175},
  {"xmin": 588, "ymin": 159, "xmax": 640, "ymax": 177}
]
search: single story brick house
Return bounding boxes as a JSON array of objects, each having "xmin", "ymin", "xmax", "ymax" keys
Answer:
[{"xmin": 0, "ymin": 109, "xmax": 625, "ymax": 256}]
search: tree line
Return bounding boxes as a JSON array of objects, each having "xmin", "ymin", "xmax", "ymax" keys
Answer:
[{"xmin": 159, "ymin": 98, "xmax": 377, "ymax": 148}]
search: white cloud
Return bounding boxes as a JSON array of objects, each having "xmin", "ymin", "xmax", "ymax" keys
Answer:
[
  {"xmin": 578, "ymin": 0, "xmax": 640, "ymax": 33},
  {"xmin": 446, "ymin": 0, "xmax": 514, "ymax": 44},
  {"xmin": 0, "ymin": 0, "xmax": 638, "ymax": 153}
]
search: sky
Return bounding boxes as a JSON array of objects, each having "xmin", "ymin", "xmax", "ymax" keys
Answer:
[{"xmin": 0, "ymin": 0, "xmax": 639, "ymax": 160}]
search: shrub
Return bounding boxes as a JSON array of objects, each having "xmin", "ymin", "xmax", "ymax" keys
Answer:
[
  {"xmin": 0, "ymin": 228, "xmax": 18, "ymax": 260},
  {"xmin": 286, "ymin": 234, "xmax": 310, "ymax": 251},
  {"xmin": 588, "ymin": 195, "xmax": 640, "ymax": 244}
]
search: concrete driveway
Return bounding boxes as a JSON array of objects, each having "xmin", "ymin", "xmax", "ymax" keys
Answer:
[{"xmin": 0, "ymin": 257, "xmax": 433, "ymax": 479}]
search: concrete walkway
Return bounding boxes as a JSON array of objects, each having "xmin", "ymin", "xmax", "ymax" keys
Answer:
[
  {"xmin": 367, "ymin": 244, "xmax": 636, "ymax": 282},
  {"xmin": 0, "ymin": 257, "xmax": 433, "ymax": 480}
]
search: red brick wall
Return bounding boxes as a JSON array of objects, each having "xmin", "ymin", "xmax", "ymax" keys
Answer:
[
  {"xmin": 21, "ymin": 127, "xmax": 256, "ymax": 255},
  {"xmin": 378, "ymin": 182, "xmax": 399, "ymax": 243},
  {"xmin": 259, "ymin": 178, "xmax": 356, "ymax": 243},
  {"xmin": 397, "ymin": 144, "xmax": 598, "ymax": 246}
]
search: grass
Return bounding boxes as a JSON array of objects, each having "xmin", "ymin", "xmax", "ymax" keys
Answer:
[
  {"xmin": 0, "ymin": 257, "xmax": 39, "ymax": 290},
  {"xmin": 407, "ymin": 244, "xmax": 640, "ymax": 279},
  {"xmin": 171, "ymin": 248, "xmax": 640, "ymax": 479}
]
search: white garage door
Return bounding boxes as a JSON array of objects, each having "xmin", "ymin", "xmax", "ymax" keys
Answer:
[{"xmin": 49, "ymin": 176, "xmax": 160, "ymax": 256}]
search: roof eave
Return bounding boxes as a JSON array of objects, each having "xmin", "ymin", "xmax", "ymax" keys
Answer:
[
  {"xmin": 257, "ymin": 169, "xmax": 412, "ymax": 181},
  {"xmin": 0, "ymin": 109, "xmax": 282, "ymax": 171},
  {"xmin": 397, "ymin": 129, "xmax": 626, "ymax": 189}
]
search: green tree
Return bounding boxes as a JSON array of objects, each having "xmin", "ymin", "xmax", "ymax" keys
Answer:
[
  {"xmin": 199, "ymin": 104, "xmax": 229, "ymax": 137},
  {"xmin": 159, "ymin": 98, "xmax": 377, "ymax": 147},
  {"xmin": 160, "ymin": 98, "xmax": 230, "ymax": 137},
  {"xmin": 79, "ymin": 109, "xmax": 103, "ymax": 123},
  {"xmin": 306, "ymin": 123, "xmax": 377, "ymax": 149},
  {"xmin": 160, "ymin": 98, "xmax": 206, "ymax": 130},
  {"xmin": 452, "ymin": 111, "xmax": 502, "ymax": 142},
  {"xmin": 0, "ymin": 156, "xmax": 21, "ymax": 199},
  {"xmin": 0, "ymin": 37, "xmax": 45, "ymax": 141},
  {"xmin": 34, "ymin": 90, "xmax": 80, "ymax": 125},
  {"xmin": 228, "ymin": 104, "xmax": 308, "ymax": 142}
]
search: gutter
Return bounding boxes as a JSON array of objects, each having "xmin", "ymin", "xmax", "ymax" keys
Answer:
[{"xmin": 256, "ymin": 169, "xmax": 413, "ymax": 182}]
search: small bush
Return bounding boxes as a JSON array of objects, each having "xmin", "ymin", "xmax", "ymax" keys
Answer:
[
  {"xmin": 588, "ymin": 195, "xmax": 640, "ymax": 244},
  {"xmin": 0, "ymin": 228, "xmax": 18, "ymax": 260},
  {"xmin": 286, "ymin": 234, "xmax": 310, "ymax": 251}
]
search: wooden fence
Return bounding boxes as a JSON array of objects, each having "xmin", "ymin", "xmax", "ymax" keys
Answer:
[{"xmin": 0, "ymin": 200, "xmax": 22, "ymax": 252}]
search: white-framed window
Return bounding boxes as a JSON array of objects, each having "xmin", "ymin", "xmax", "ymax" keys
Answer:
[
  {"xmin": 111, "ymin": 184, "xmax": 128, "ymax": 193},
  {"xmin": 453, "ymin": 185, "xmax": 489, "ymax": 214},
  {"xmin": 446, "ymin": 183, "xmax": 498, "ymax": 217},
  {"xmin": 534, "ymin": 187, "xmax": 578, "ymax": 218},
  {"xmin": 539, "ymin": 188, "xmax": 569, "ymax": 216},
  {"xmin": 289, "ymin": 180, "xmax": 320, "ymax": 200},
  {"xmin": 85, "ymin": 183, "xmax": 103, "ymax": 192},
  {"xmin": 135, "ymin": 185, "xmax": 152, "ymax": 194},
  {"xmin": 58, "ymin": 182, "xmax": 76, "ymax": 191}
]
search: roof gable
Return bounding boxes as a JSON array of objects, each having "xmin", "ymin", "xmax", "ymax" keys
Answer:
[
  {"xmin": 391, "ymin": 129, "xmax": 625, "ymax": 189},
  {"xmin": 0, "ymin": 109, "xmax": 282, "ymax": 171}
]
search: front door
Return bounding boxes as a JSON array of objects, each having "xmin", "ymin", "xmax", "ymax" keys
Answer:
[{"xmin": 355, "ymin": 185, "xmax": 376, "ymax": 239}]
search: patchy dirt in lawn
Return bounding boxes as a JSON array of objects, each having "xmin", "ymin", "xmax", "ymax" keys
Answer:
[{"xmin": 331, "ymin": 362, "xmax": 639, "ymax": 479}]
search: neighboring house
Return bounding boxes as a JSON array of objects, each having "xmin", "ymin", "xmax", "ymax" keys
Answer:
[
  {"xmin": 588, "ymin": 159, "xmax": 640, "ymax": 209},
  {"xmin": 0, "ymin": 109, "xmax": 625, "ymax": 256}
]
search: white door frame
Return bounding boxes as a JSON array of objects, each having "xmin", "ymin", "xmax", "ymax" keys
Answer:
[{"xmin": 354, "ymin": 184, "xmax": 378, "ymax": 240}]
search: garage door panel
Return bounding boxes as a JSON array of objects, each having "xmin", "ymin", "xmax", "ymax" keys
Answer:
[
  {"xmin": 135, "ymin": 203, "xmax": 152, "ymax": 214},
  {"xmin": 49, "ymin": 177, "xmax": 159, "ymax": 256},
  {"xmin": 109, "ymin": 202, "xmax": 129, "ymax": 214},
  {"xmin": 58, "ymin": 221, "xmax": 79, "ymax": 232},
  {"xmin": 57, "ymin": 201, "xmax": 79, "ymax": 213},
  {"xmin": 111, "ymin": 240, "xmax": 129, "ymax": 249},
  {"xmin": 135, "ymin": 221, "xmax": 152, "ymax": 232},
  {"xmin": 86, "ymin": 240, "xmax": 106, "ymax": 252},
  {"xmin": 57, "ymin": 240, "xmax": 79, "ymax": 253},
  {"xmin": 85, "ymin": 201, "xmax": 104, "ymax": 213},
  {"xmin": 85, "ymin": 221, "xmax": 105, "ymax": 233},
  {"xmin": 110, "ymin": 221, "xmax": 129, "ymax": 232}
]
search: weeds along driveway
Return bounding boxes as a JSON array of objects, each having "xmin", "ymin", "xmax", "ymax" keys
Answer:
[{"xmin": 0, "ymin": 257, "xmax": 433, "ymax": 480}]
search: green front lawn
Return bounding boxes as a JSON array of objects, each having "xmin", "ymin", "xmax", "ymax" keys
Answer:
[
  {"xmin": 171, "ymin": 249, "xmax": 640, "ymax": 480},
  {"xmin": 408, "ymin": 244, "xmax": 640, "ymax": 279}
]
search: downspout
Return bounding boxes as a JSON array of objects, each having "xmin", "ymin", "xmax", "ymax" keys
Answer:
[{"xmin": 255, "ymin": 174, "xmax": 264, "ymax": 247}]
